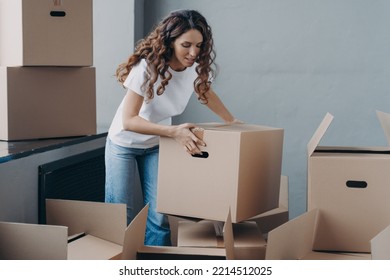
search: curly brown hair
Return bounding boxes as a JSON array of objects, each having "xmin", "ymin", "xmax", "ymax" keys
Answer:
[{"xmin": 116, "ymin": 9, "xmax": 216, "ymax": 103}]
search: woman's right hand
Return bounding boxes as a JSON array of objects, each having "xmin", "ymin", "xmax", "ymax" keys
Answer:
[{"xmin": 171, "ymin": 123, "xmax": 206, "ymax": 155}]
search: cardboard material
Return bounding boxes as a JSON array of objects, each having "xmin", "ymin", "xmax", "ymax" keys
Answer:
[
  {"xmin": 370, "ymin": 224, "xmax": 390, "ymax": 260},
  {"xmin": 0, "ymin": 0, "xmax": 93, "ymax": 66},
  {"xmin": 46, "ymin": 199, "xmax": 126, "ymax": 246},
  {"xmin": 0, "ymin": 66, "xmax": 96, "ymax": 140},
  {"xmin": 248, "ymin": 175, "xmax": 289, "ymax": 234},
  {"xmin": 121, "ymin": 205, "xmax": 257, "ymax": 260},
  {"xmin": 157, "ymin": 123, "xmax": 284, "ymax": 223},
  {"xmin": 307, "ymin": 111, "xmax": 390, "ymax": 253},
  {"xmin": 67, "ymin": 235, "xmax": 123, "ymax": 260},
  {"xmin": 0, "ymin": 199, "xmax": 127, "ymax": 260},
  {"xmin": 265, "ymin": 209, "xmax": 371, "ymax": 260},
  {"xmin": 177, "ymin": 220, "xmax": 267, "ymax": 260},
  {"xmin": 0, "ymin": 222, "xmax": 68, "ymax": 260}
]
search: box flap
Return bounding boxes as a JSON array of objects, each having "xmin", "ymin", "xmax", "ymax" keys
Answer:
[
  {"xmin": 121, "ymin": 204, "xmax": 149, "ymax": 260},
  {"xmin": 266, "ymin": 209, "xmax": 318, "ymax": 260},
  {"xmin": 377, "ymin": 110, "xmax": 390, "ymax": 146},
  {"xmin": 0, "ymin": 221, "xmax": 68, "ymax": 260},
  {"xmin": 67, "ymin": 234, "xmax": 123, "ymax": 260},
  {"xmin": 46, "ymin": 199, "xmax": 126, "ymax": 245},
  {"xmin": 307, "ymin": 113, "xmax": 334, "ymax": 156},
  {"xmin": 279, "ymin": 175, "xmax": 288, "ymax": 208},
  {"xmin": 222, "ymin": 209, "xmax": 235, "ymax": 260},
  {"xmin": 370, "ymin": 224, "xmax": 390, "ymax": 260}
]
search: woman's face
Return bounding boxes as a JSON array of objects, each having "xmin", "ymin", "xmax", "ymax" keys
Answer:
[{"xmin": 169, "ymin": 29, "xmax": 203, "ymax": 71}]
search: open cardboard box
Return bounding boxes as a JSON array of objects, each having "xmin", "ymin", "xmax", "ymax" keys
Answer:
[
  {"xmin": 157, "ymin": 123, "xmax": 284, "ymax": 223},
  {"xmin": 0, "ymin": 199, "xmax": 127, "ymax": 260},
  {"xmin": 120, "ymin": 204, "xmax": 260, "ymax": 260},
  {"xmin": 265, "ymin": 209, "xmax": 371, "ymax": 260},
  {"xmin": 177, "ymin": 220, "xmax": 267, "ymax": 260},
  {"xmin": 266, "ymin": 208, "xmax": 390, "ymax": 260},
  {"xmin": 306, "ymin": 111, "xmax": 390, "ymax": 253}
]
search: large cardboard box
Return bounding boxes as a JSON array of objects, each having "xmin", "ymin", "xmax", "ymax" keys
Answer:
[
  {"xmin": 0, "ymin": 66, "xmax": 96, "ymax": 140},
  {"xmin": 0, "ymin": 0, "xmax": 93, "ymax": 66},
  {"xmin": 157, "ymin": 123, "xmax": 284, "ymax": 223},
  {"xmin": 307, "ymin": 111, "xmax": 390, "ymax": 253},
  {"xmin": 0, "ymin": 199, "xmax": 127, "ymax": 260}
]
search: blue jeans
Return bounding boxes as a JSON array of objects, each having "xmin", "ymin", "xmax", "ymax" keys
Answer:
[{"xmin": 105, "ymin": 138, "xmax": 171, "ymax": 246}]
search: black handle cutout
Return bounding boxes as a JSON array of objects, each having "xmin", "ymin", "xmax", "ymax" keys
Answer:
[
  {"xmin": 346, "ymin": 180, "xmax": 367, "ymax": 189},
  {"xmin": 191, "ymin": 152, "xmax": 209, "ymax": 158},
  {"xmin": 50, "ymin": 11, "xmax": 66, "ymax": 17}
]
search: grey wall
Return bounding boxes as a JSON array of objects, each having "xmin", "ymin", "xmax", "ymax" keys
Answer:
[
  {"xmin": 143, "ymin": 0, "xmax": 390, "ymax": 219},
  {"xmin": 93, "ymin": 0, "xmax": 135, "ymax": 132}
]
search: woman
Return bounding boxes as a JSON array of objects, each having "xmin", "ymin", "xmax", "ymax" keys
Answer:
[{"xmin": 105, "ymin": 9, "xmax": 238, "ymax": 246}]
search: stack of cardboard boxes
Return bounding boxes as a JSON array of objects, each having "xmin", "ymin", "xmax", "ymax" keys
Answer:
[
  {"xmin": 0, "ymin": 0, "xmax": 96, "ymax": 141},
  {"xmin": 266, "ymin": 110, "xmax": 390, "ymax": 260},
  {"xmin": 0, "ymin": 0, "xmax": 111, "ymax": 260}
]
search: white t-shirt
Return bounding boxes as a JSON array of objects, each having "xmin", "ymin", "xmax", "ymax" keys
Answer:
[{"xmin": 108, "ymin": 59, "xmax": 198, "ymax": 148}]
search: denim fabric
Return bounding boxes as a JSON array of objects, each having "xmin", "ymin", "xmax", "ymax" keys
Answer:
[{"xmin": 105, "ymin": 138, "xmax": 171, "ymax": 246}]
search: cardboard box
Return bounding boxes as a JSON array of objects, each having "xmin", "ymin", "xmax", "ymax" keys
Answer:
[
  {"xmin": 266, "ymin": 208, "xmax": 390, "ymax": 260},
  {"xmin": 0, "ymin": 199, "xmax": 127, "ymax": 260},
  {"xmin": 157, "ymin": 123, "xmax": 284, "ymax": 223},
  {"xmin": 120, "ymin": 205, "xmax": 226, "ymax": 260},
  {"xmin": 248, "ymin": 175, "xmax": 289, "ymax": 235},
  {"xmin": 0, "ymin": 0, "xmax": 93, "ymax": 66},
  {"xmin": 177, "ymin": 220, "xmax": 267, "ymax": 260},
  {"xmin": 307, "ymin": 111, "xmax": 390, "ymax": 253},
  {"xmin": 120, "ymin": 205, "xmax": 259, "ymax": 260},
  {"xmin": 0, "ymin": 66, "xmax": 96, "ymax": 140},
  {"xmin": 265, "ymin": 209, "xmax": 371, "ymax": 260}
]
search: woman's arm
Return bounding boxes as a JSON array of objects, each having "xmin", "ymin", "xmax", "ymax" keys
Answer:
[
  {"xmin": 203, "ymin": 87, "xmax": 238, "ymax": 123},
  {"xmin": 122, "ymin": 89, "xmax": 205, "ymax": 154}
]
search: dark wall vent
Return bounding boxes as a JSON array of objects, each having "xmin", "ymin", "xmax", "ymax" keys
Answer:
[{"xmin": 38, "ymin": 147, "xmax": 105, "ymax": 224}]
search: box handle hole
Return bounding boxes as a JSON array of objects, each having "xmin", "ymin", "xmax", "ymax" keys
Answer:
[
  {"xmin": 346, "ymin": 180, "xmax": 367, "ymax": 188},
  {"xmin": 50, "ymin": 11, "xmax": 66, "ymax": 17},
  {"xmin": 191, "ymin": 152, "xmax": 209, "ymax": 158}
]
